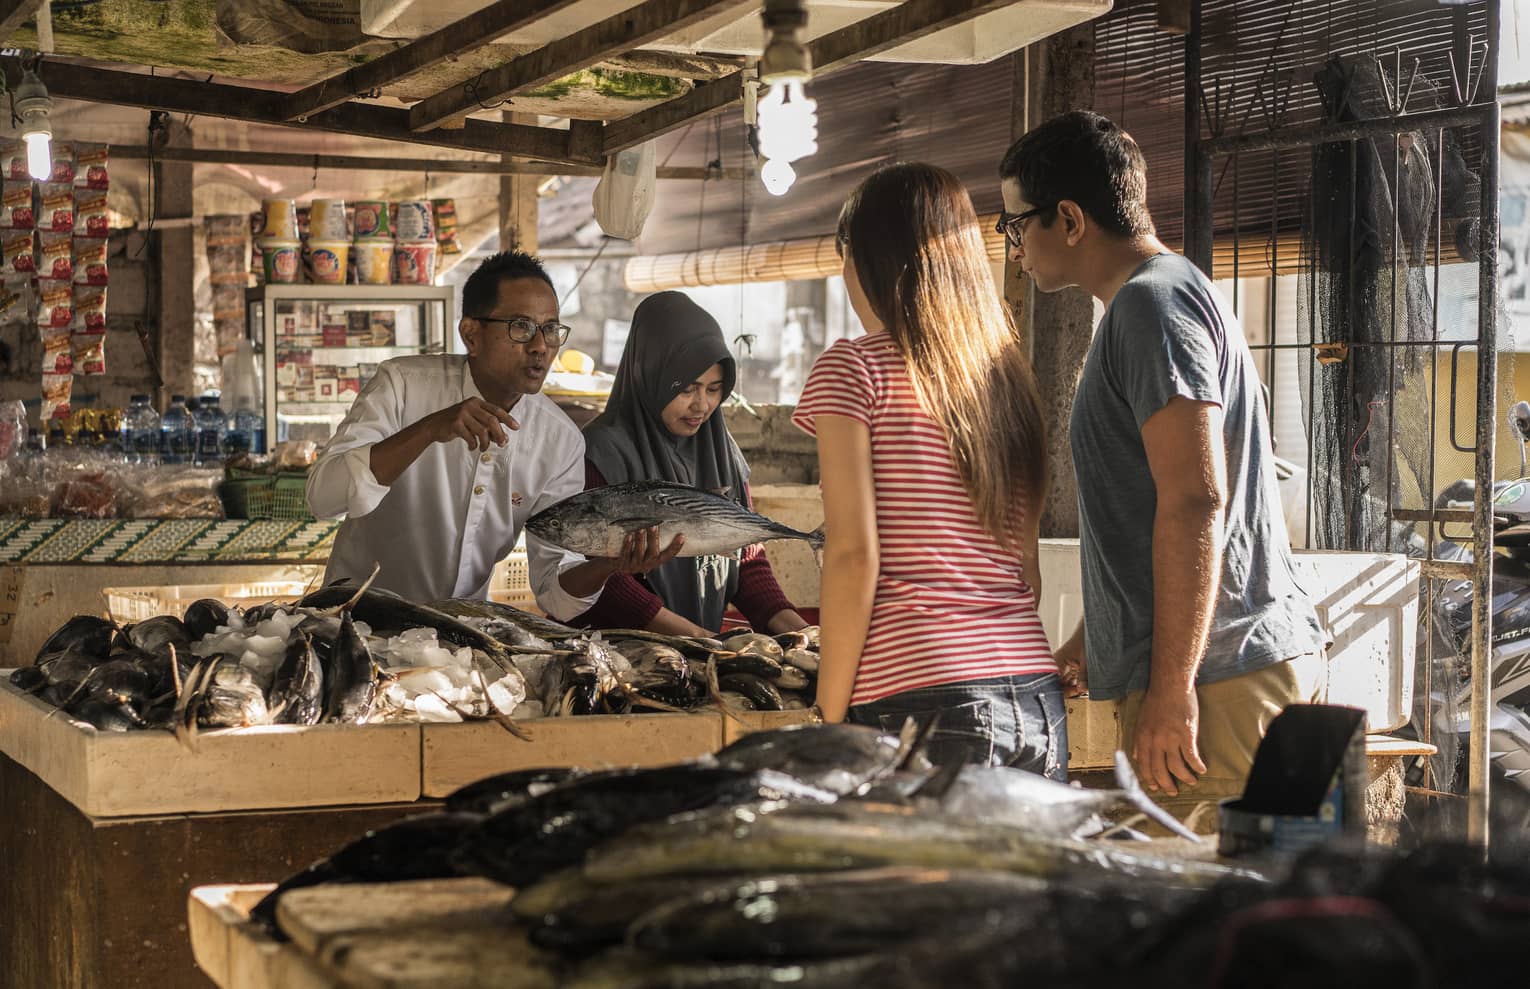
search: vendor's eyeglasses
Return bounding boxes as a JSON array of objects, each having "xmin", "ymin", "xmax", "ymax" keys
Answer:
[
  {"xmin": 996, "ymin": 204, "xmax": 1053, "ymax": 249},
  {"xmin": 475, "ymin": 316, "xmax": 572, "ymax": 345}
]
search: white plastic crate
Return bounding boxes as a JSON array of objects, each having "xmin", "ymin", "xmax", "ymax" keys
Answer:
[
  {"xmin": 490, "ymin": 548, "xmax": 536, "ymax": 609},
  {"xmin": 104, "ymin": 581, "xmax": 315, "ymax": 624}
]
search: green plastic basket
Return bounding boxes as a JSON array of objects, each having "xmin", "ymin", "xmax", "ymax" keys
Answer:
[
  {"xmin": 268, "ymin": 472, "xmax": 314, "ymax": 521},
  {"xmin": 217, "ymin": 476, "xmax": 274, "ymax": 519}
]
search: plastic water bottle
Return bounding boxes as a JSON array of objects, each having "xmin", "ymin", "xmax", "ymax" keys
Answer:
[
  {"xmin": 224, "ymin": 400, "xmax": 263, "ymax": 456},
  {"xmin": 195, "ymin": 393, "xmax": 227, "ymax": 465},
  {"xmin": 120, "ymin": 394, "xmax": 160, "ymax": 464},
  {"xmin": 160, "ymin": 395, "xmax": 194, "ymax": 465}
]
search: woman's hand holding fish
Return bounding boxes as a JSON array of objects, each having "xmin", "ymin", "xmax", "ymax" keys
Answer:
[
  {"xmin": 431, "ymin": 397, "xmax": 520, "ymax": 451},
  {"xmin": 612, "ymin": 526, "xmax": 685, "ymax": 574}
]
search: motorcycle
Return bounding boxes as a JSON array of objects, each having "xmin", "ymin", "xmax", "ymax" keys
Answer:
[{"xmin": 1425, "ymin": 400, "xmax": 1530, "ymax": 795}]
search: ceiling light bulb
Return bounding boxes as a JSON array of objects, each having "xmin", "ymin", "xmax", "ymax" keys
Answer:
[
  {"xmin": 14, "ymin": 69, "xmax": 54, "ymax": 182},
  {"xmin": 23, "ymin": 132, "xmax": 51, "ymax": 182},
  {"xmin": 760, "ymin": 158, "xmax": 796, "ymax": 196},
  {"xmin": 758, "ymin": 80, "xmax": 817, "ymax": 165}
]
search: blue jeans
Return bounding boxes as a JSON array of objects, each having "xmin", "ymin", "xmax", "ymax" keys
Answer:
[{"xmin": 847, "ymin": 673, "xmax": 1069, "ymax": 781}]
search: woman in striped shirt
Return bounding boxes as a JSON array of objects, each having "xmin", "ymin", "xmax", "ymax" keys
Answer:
[{"xmin": 792, "ymin": 162, "xmax": 1067, "ymax": 778}]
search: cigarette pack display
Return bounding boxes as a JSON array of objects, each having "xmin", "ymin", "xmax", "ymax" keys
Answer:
[
  {"xmin": 1, "ymin": 140, "xmax": 26, "ymax": 182},
  {"xmin": 433, "ymin": 198, "xmax": 460, "ymax": 254},
  {"xmin": 368, "ymin": 309, "xmax": 397, "ymax": 346}
]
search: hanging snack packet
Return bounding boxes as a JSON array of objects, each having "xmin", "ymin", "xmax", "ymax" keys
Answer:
[
  {"xmin": 41, "ymin": 323, "xmax": 74, "ymax": 373},
  {"xmin": 1, "ymin": 140, "xmax": 25, "ymax": 182},
  {"xmin": 73, "ymin": 284, "xmax": 107, "ymax": 332},
  {"xmin": 41, "ymin": 371, "xmax": 72, "ymax": 421},
  {"xmin": 1, "ymin": 182, "xmax": 34, "ymax": 229},
  {"xmin": 47, "ymin": 141, "xmax": 74, "ymax": 186},
  {"xmin": 74, "ymin": 190, "xmax": 109, "ymax": 239},
  {"xmin": 73, "ymin": 237, "xmax": 108, "ymax": 285},
  {"xmin": 74, "ymin": 143, "xmax": 109, "ymax": 191},
  {"xmin": 70, "ymin": 324, "xmax": 106, "ymax": 375},
  {"xmin": 433, "ymin": 198, "xmax": 461, "ymax": 254},
  {"xmin": 3, "ymin": 229, "xmax": 34, "ymax": 274},
  {"xmin": 37, "ymin": 230, "xmax": 72, "ymax": 280},
  {"xmin": 37, "ymin": 278, "xmax": 73, "ymax": 328},
  {"xmin": 0, "ymin": 274, "xmax": 30, "ymax": 324},
  {"xmin": 39, "ymin": 185, "xmax": 74, "ymax": 234}
]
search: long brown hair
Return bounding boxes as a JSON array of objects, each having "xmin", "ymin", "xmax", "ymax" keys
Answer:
[{"xmin": 837, "ymin": 162, "xmax": 1047, "ymax": 548}]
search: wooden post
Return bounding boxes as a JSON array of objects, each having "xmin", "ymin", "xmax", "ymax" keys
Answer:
[
  {"xmin": 154, "ymin": 116, "xmax": 197, "ymax": 402},
  {"xmin": 1024, "ymin": 24, "xmax": 1095, "ymax": 540},
  {"xmin": 499, "ymin": 111, "xmax": 540, "ymax": 254}
]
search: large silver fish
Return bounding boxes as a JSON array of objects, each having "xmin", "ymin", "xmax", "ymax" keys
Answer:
[{"xmin": 525, "ymin": 482, "xmax": 824, "ymax": 558}]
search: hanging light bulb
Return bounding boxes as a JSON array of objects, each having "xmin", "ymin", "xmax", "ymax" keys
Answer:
[
  {"xmin": 760, "ymin": 158, "xmax": 796, "ymax": 196},
  {"xmin": 758, "ymin": 80, "xmax": 818, "ymax": 166},
  {"xmin": 757, "ymin": 0, "xmax": 816, "ymax": 195},
  {"xmin": 14, "ymin": 69, "xmax": 54, "ymax": 182}
]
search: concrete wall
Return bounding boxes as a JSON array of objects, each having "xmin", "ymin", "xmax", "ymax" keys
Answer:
[
  {"xmin": 0, "ymin": 229, "xmax": 159, "ymax": 423},
  {"xmin": 723, "ymin": 403, "xmax": 818, "ymax": 485}
]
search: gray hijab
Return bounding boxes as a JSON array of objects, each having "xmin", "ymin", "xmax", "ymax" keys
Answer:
[{"xmin": 583, "ymin": 292, "xmax": 750, "ymax": 631}]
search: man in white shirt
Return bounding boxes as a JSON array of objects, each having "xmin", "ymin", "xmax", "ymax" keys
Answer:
[{"xmin": 307, "ymin": 250, "xmax": 679, "ymax": 618}]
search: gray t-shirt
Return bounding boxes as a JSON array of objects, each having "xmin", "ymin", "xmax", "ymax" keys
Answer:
[{"xmin": 1070, "ymin": 253, "xmax": 1326, "ymax": 701}]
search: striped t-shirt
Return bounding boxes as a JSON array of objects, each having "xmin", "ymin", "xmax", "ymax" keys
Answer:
[{"xmin": 792, "ymin": 334, "xmax": 1057, "ymax": 706}]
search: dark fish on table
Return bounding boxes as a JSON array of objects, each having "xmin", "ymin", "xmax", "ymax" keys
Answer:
[
  {"xmin": 8, "ymin": 665, "xmax": 47, "ymax": 695},
  {"xmin": 581, "ymin": 799, "xmax": 1266, "ymax": 889},
  {"xmin": 249, "ymin": 811, "xmax": 483, "ymax": 936},
  {"xmin": 182, "ymin": 598, "xmax": 233, "ymax": 640},
  {"xmin": 324, "ymin": 611, "xmax": 375, "ymax": 724},
  {"xmin": 515, "ymin": 871, "xmax": 759, "ymax": 952},
  {"xmin": 199, "ymin": 657, "xmax": 269, "ymax": 727},
  {"xmin": 720, "ymin": 632, "xmax": 785, "ymax": 662},
  {"xmin": 299, "ymin": 581, "xmax": 523, "ymax": 679},
  {"xmin": 119, "ymin": 614, "xmax": 192, "ymax": 658},
  {"xmin": 717, "ymin": 673, "xmax": 785, "ymax": 711},
  {"xmin": 35, "ymin": 614, "xmax": 116, "ymax": 662},
  {"xmin": 526, "ymin": 481, "xmax": 824, "ymax": 559},
  {"xmin": 443, "ymin": 767, "xmax": 584, "ymax": 816},
  {"xmin": 452, "ymin": 766, "xmax": 836, "ymax": 888},
  {"xmin": 626, "ymin": 867, "xmax": 1055, "ymax": 961},
  {"xmin": 430, "ymin": 597, "xmax": 576, "ymax": 648},
  {"xmin": 541, "ymin": 650, "xmax": 603, "ymax": 716},
  {"xmin": 712, "ymin": 723, "xmax": 905, "ymax": 795},
  {"xmin": 714, "ymin": 653, "xmax": 785, "ymax": 679},
  {"xmin": 269, "ymin": 633, "xmax": 324, "ymax": 726}
]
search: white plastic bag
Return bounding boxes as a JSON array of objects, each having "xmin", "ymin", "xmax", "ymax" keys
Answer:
[{"xmin": 592, "ymin": 142, "xmax": 657, "ymax": 241}]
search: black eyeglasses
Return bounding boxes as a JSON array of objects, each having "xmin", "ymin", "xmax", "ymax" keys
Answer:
[
  {"xmin": 996, "ymin": 205, "xmax": 1053, "ymax": 249},
  {"xmin": 474, "ymin": 316, "xmax": 572, "ymax": 345}
]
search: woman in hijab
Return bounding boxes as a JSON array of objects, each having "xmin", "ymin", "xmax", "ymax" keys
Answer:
[{"xmin": 574, "ymin": 292, "xmax": 810, "ymax": 637}]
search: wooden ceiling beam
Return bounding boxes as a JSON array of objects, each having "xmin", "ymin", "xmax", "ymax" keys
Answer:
[
  {"xmin": 408, "ymin": 0, "xmax": 753, "ymax": 133},
  {"xmin": 106, "ymin": 144, "xmax": 744, "ymax": 180},
  {"xmin": 2, "ymin": 58, "xmax": 602, "ymax": 167},
  {"xmin": 603, "ymin": 71, "xmax": 745, "ymax": 154},
  {"xmin": 0, "ymin": 1, "xmax": 42, "ymax": 42},
  {"xmin": 600, "ymin": 0, "xmax": 1018, "ymax": 155},
  {"xmin": 282, "ymin": 0, "xmax": 586, "ymax": 122},
  {"xmin": 808, "ymin": 0, "xmax": 1019, "ymax": 74}
]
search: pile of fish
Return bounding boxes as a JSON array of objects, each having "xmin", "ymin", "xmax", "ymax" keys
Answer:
[
  {"xmin": 8, "ymin": 579, "xmax": 820, "ymax": 736},
  {"xmin": 248, "ymin": 723, "xmax": 1265, "ymax": 986},
  {"xmin": 245, "ymin": 723, "xmax": 1530, "ymax": 987}
]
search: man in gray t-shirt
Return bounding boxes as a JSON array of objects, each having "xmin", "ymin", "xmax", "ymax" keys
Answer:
[{"xmin": 999, "ymin": 112, "xmax": 1326, "ymax": 815}]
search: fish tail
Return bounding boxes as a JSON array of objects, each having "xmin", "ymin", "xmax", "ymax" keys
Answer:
[{"xmin": 1113, "ymin": 750, "xmax": 1202, "ymax": 843}]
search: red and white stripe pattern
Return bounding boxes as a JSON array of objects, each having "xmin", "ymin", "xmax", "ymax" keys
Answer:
[{"xmin": 793, "ymin": 335, "xmax": 1056, "ymax": 706}]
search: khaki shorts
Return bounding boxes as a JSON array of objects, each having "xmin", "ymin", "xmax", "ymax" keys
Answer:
[{"xmin": 1118, "ymin": 655, "xmax": 1324, "ymax": 832}]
